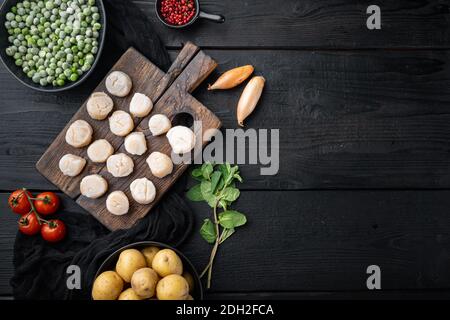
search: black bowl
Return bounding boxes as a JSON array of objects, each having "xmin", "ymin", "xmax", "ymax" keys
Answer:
[
  {"xmin": 94, "ymin": 241, "xmax": 203, "ymax": 300},
  {"xmin": 0, "ymin": 0, "xmax": 106, "ymax": 92}
]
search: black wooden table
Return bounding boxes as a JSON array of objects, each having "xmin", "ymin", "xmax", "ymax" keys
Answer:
[{"xmin": 1, "ymin": 0, "xmax": 450, "ymax": 299}]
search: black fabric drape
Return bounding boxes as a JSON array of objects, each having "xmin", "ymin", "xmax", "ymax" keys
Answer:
[{"xmin": 10, "ymin": 0, "xmax": 192, "ymax": 300}]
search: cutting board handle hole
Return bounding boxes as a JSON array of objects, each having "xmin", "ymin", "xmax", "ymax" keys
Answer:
[{"xmin": 172, "ymin": 112, "xmax": 194, "ymax": 129}]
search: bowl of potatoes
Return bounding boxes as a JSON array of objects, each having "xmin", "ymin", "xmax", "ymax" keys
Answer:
[{"xmin": 92, "ymin": 241, "xmax": 202, "ymax": 300}]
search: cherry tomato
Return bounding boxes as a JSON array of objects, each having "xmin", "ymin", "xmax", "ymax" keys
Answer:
[
  {"xmin": 41, "ymin": 219, "xmax": 66, "ymax": 243},
  {"xmin": 34, "ymin": 192, "xmax": 60, "ymax": 216},
  {"xmin": 18, "ymin": 213, "xmax": 41, "ymax": 236},
  {"xmin": 8, "ymin": 189, "xmax": 32, "ymax": 215}
]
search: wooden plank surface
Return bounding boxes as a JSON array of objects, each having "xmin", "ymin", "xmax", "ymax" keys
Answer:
[
  {"xmin": 3, "ymin": 50, "xmax": 450, "ymax": 190},
  {"xmin": 138, "ymin": 0, "xmax": 450, "ymax": 49},
  {"xmin": 3, "ymin": 190, "xmax": 450, "ymax": 295}
]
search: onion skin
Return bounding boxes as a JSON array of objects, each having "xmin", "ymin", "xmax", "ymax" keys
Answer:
[
  {"xmin": 237, "ymin": 76, "xmax": 265, "ymax": 127},
  {"xmin": 208, "ymin": 65, "xmax": 254, "ymax": 90}
]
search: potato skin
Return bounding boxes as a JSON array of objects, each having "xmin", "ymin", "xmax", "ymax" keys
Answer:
[
  {"xmin": 182, "ymin": 271, "xmax": 195, "ymax": 293},
  {"xmin": 116, "ymin": 249, "xmax": 147, "ymax": 282},
  {"xmin": 118, "ymin": 288, "xmax": 143, "ymax": 300},
  {"xmin": 141, "ymin": 246, "xmax": 160, "ymax": 267},
  {"xmin": 152, "ymin": 249, "xmax": 183, "ymax": 277},
  {"xmin": 156, "ymin": 274, "xmax": 189, "ymax": 300},
  {"xmin": 131, "ymin": 267, "xmax": 159, "ymax": 299},
  {"xmin": 92, "ymin": 271, "xmax": 124, "ymax": 300}
]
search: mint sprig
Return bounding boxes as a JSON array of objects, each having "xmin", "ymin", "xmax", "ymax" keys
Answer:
[{"xmin": 187, "ymin": 162, "xmax": 247, "ymax": 289}]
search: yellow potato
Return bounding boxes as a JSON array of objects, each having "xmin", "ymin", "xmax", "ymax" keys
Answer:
[
  {"xmin": 152, "ymin": 249, "xmax": 183, "ymax": 277},
  {"xmin": 156, "ymin": 274, "xmax": 189, "ymax": 300},
  {"xmin": 92, "ymin": 271, "xmax": 123, "ymax": 300},
  {"xmin": 116, "ymin": 249, "xmax": 147, "ymax": 282},
  {"xmin": 183, "ymin": 271, "xmax": 194, "ymax": 293},
  {"xmin": 118, "ymin": 288, "xmax": 143, "ymax": 300},
  {"xmin": 131, "ymin": 268, "xmax": 159, "ymax": 299},
  {"xmin": 141, "ymin": 246, "xmax": 160, "ymax": 267}
]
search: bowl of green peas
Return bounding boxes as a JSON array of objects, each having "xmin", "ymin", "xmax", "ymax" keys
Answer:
[{"xmin": 0, "ymin": 0, "xmax": 106, "ymax": 92}]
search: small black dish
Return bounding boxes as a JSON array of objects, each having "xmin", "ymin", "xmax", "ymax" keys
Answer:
[
  {"xmin": 94, "ymin": 241, "xmax": 203, "ymax": 300},
  {"xmin": 155, "ymin": 0, "xmax": 224, "ymax": 29},
  {"xmin": 0, "ymin": 0, "xmax": 106, "ymax": 92}
]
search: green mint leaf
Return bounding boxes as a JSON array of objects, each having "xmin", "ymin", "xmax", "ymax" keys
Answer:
[
  {"xmin": 218, "ymin": 199, "xmax": 228, "ymax": 210},
  {"xmin": 234, "ymin": 173, "xmax": 243, "ymax": 183},
  {"xmin": 220, "ymin": 228, "xmax": 235, "ymax": 244},
  {"xmin": 201, "ymin": 162, "xmax": 213, "ymax": 180},
  {"xmin": 201, "ymin": 180, "xmax": 217, "ymax": 208},
  {"xmin": 210, "ymin": 171, "xmax": 222, "ymax": 194},
  {"xmin": 218, "ymin": 210, "xmax": 247, "ymax": 229},
  {"xmin": 191, "ymin": 168, "xmax": 204, "ymax": 182},
  {"xmin": 186, "ymin": 184, "xmax": 204, "ymax": 201},
  {"xmin": 222, "ymin": 187, "xmax": 240, "ymax": 202},
  {"xmin": 192, "ymin": 168, "xmax": 203, "ymax": 178},
  {"xmin": 200, "ymin": 219, "xmax": 217, "ymax": 244}
]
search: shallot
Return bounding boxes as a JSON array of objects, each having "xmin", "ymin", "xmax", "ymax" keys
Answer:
[
  {"xmin": 236, "ymin": 76, "xmax": 265, "ymax": 126},
  {"xmin": 208, "ymin": 65, "xmax": 254, "ymax": 90}
]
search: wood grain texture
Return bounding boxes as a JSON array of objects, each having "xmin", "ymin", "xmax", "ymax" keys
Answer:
[
  {"xmin": 3, "ymin": 50, "xmax": 450, "ymax": 190},
  {"xmin": 77, "ymin": 49, "xmax": 221, "ymax": 230},
  {"xmin": 2, "ymin": 190, "xmax": 450, "ymax": 295},
  {"xmin": 137, "ymin": 0, "xmax": 450, "ymax": 49}
]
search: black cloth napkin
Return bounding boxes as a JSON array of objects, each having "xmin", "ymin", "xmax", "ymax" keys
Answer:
[{"xmin": 10, "ymin": 0, "xmax": 192, "ymax": 300}]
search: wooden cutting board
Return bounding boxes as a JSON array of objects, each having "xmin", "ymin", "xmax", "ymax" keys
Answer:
[{"xmin": 36, "ymin": 42, "xmax": 221, "ymax": 231}]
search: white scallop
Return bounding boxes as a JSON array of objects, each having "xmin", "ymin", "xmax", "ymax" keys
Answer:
[
  {"xmin": 59, "ymin": 154, "xmax": 86, "ymax": 177},
  {"xmin": 105, "ymin": 71, "xmax": 132, "ymax": 97},
  {"xmin": 109, "ymin": 110, "xmax": 134, "ymax": 136},
  {"xmin": 87, "ymin": 139, "xmax": 114, "ymax": 163},
  {"xmin": 124, "ymin": 132, "xmax": 147, "ymax": 156},
  {"xmin": 106, "ymin": 191, "xmax": 129, "ymax": 215},
  {"xmin": 65, "ymin": 120, "xmax": 93, "ymax": 148},
  {"xmin": 86, "ymin": 92, "xmax": 114, "ymax": 120},
  {"xmin": 129, "ymin": 93, "xmax": 153, "ymax": 118},
  {"xmin": 130, "ymin": 177, "xmax": 156, "ymax": 205},
  {"xmin": 106, "ymin": 153, "xmax": 134, "ymax": 177},
  {"xmin": 146, "ymin": 152, "xmax": 173, "ymax": 178},
  {"xmin": 80, "ymin": 174, "xmax": 108, "ymax": 199},
  {"xmin": 148, "ymin": 114, "xmax": 171, "ymax": 136},
  {"xmin": 166, "ymin": 126, "xmax": 196, "ymax": 154}
]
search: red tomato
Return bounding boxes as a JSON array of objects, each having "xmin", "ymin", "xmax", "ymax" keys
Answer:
[
  {"xmin": 34, "ymin": 192, "xmax": 60, "ymax": 216},
  {"xmin": 41, "ymin": 219, "xmax": 66, "ymax": 243},
  {"xmin": 8, "ymin": 189, "xmax": 32, "ymax": 215},
  {"xmin": 18, "ymin": 213, "xmax": 41, "ymax": 236}
]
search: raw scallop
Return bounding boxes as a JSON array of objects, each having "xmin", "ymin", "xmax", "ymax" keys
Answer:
[
  {"xmin": 106, "ymin": 191, "xmax": 129, "ymax": 215},
  {"xmin": 107, "ymin": 153, "xmax": 134, "ymax": 177},
  {"xmin": 146, "ymin": 152, "xmax": 173, "ymax": 179},
  {"xmin": 59, "ymin": 154, "xmax": 86, "ymax": 177},
  {"xmin": 65, "ymin": 120, "xmax": 93, "ymax": 148},
  {"xmin": 80, "ymin": 174, "xmax": 108, "ymax": 199},
  {"xmin": 148, "ymin": 114, "xmax": 171, "ymax": 136},
  {"xmin": 130, "ymin": 177, "xmax": 156, "ymax": 204},
  {"xmin": 105, "ymin": 71, "xmax": 132, "ymax": 97}
]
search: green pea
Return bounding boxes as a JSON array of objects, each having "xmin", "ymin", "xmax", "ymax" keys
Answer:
[
  {"xmin": 5, "ymin": 47, "xmax": 15, "ymax": 56},
  {"xmin": 15, "ymin": 59, "xmax": 23, "ymax": 66},
  {"xmin": 6, "ymin": 12, "xmax": 15, "ymax": 21},
  {"xmin": 69, "ymin": 73, "xmax": 78, "ymax": 81},
  {"xmin": 56, "ymin": 79, "xmax": 65, "ymax": 86},
  {"xmin": 32, "ymin": 74, "xmax": 40, "ymax": 83},
  {"xmin": 39, "ymin": 78, "xmax": 48, "ymax": 86}
]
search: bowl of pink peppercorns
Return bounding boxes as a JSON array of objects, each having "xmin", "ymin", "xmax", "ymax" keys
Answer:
[{"xmin": 155, "ymin": 0, "xmax": 224, "ymax": 29}]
